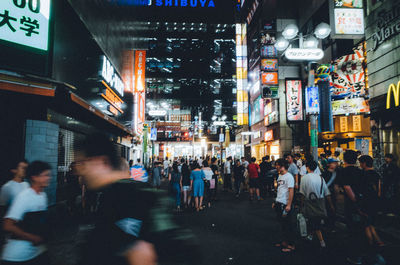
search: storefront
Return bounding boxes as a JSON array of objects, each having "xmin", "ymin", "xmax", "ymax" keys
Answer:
[{"xmin": 365, "ymin": 0, "xmax": 400, "ymax": 167}]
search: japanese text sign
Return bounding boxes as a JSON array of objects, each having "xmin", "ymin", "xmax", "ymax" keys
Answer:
[
  {"xmin": 261, "ymin": 59, "xmax": 278, "ymax": 71},
  {"xmin": 261, "ymin": 72, "xmax": 278, "ymax": 85},
  {"xmin": 0, "ymin": 0, "xmax": 51, "ymax": 51},
  {"xmin": 286, "ymin": 80, "xmax": 304, "ymax": 121},
  {"xmin": 134, "ymin": 50, "xmax": 146, "ymax": 93},
  {"xmin": 306, "ymin": 86, "xmax": 319, "ymax": 114},
  {"xmin": 334, "ymin": 8, "xmax": 364, "ymax": 35}
]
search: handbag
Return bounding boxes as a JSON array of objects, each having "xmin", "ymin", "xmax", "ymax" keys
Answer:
[
  {"xmin": 302, "ymin": 176, "xmax": 327, "ymax": 218},
  {"xmin": 210, "ymin": 179, "xmax": 216, "ymax": 189}
]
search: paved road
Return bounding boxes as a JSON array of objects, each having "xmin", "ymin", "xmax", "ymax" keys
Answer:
[
  {"xmin": 48, "ymin": 189, "xmax": 400, "ymax": 265},
  {"xmin": 174, "ymin": 191, "xmax": 400, "ymax": 265}
]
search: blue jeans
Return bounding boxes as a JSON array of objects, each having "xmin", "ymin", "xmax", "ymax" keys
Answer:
[{"xmin": 172, "ymin": 182, "xmax": 181, "ymax": 207}]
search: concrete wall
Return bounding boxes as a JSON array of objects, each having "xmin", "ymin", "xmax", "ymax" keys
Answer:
[
  {"xmin": 366, "ymin": 0, "xmax": 400, "ymax": 98},
  {"xmin": 25, "ymin": 120, "xmax": 59, "ymax": 205}
]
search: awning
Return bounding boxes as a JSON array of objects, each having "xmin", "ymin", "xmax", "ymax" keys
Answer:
[{"xmin": 0, "ymin": 74, "xmax": 55, "ymax": 97}]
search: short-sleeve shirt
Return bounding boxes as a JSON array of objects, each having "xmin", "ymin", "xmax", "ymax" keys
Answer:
[
  {"xmin": 288, "ymin": 163, "xmax": 299, "ymax": 177},
  {"xmin": 336, "ymin": 166, "xmax": 363, "ymax": 213},
  {"xmin": 2, "ymin": 188, "xmax": 47, "ymax": 262},
  {"xmin": 190, "ymin": 170, "xmax": 205, "ymax": 182},
  {"xmin": 300, "ymin": 165, "xmax": 321, "ymax": 176},
  {"xmin": 248, "ymin": 163, "xmax": 260, "ymax": 179},
  {"xmin": 0, "ymin": 180, "xmax": 30, "ymax": 208},
  {"xmin": 300, "ymin": 173, "xmax": 330, "ymax": 199},
  {"xmin": 276, "ymin": 172, "xmax": 295, "ymax": 205},
  {"xmin": 203, "ymin": 168, "xmax": 213, "ymax": 181}
]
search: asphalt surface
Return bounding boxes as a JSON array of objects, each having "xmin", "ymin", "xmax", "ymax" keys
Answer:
[{"xmin": 48, "ymin": 188, "xmax": 400, "ymax": 265}]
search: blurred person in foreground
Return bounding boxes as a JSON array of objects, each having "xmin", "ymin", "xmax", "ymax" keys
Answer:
[
  {"xmin": 2, "ymin": 161, "xmax": 51, "ymax": 265},
  {"xmin": 76, "ymin": 134, "xmax": 200, "ymax": 265}
]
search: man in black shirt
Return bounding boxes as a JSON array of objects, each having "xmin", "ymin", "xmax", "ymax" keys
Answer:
[
  {"xmin": 260, "ymin": 156, "xmax": 273, "ymax": 197},
  {"xmin": 336, "ymin": 150, "xmax": 365, "ymax": 265}
]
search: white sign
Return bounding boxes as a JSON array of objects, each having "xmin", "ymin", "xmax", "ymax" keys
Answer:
[
  {"xmin": 100, "ymin": 56, "xmax": 125, "ymax": 97},
  {"xmin": 334, "ymin": 8, "xmax": 364, "ymax": 35},
  {"xmin": 285, "ymin": 48, "xmax": 324, "ymax": 61},
  {"xmin": 149, "ymin": 110, "xmax": 167, "ymax": 116},
  {"xmin": 0, "ymin": 0, "xmax": 51, "ymax": 51},
  {"xmin": 213, "ymin": 121, "xmax": 226, "ymax": 126},
  {"xmin": 219, "ymin": 133, "xmax": 224, "ymax": 142}
]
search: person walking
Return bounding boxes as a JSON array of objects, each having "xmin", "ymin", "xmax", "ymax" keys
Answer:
[
  {"xmin": 382, "ymin": 154, "xmax": 399, "ymax": 216},
  {"xmin": 259, "ymin": 156, "xmax": 273, "ymax": 197},
  {"xmin": 336, "ymin": 150, "xmax": 366, "ymax": 265},
  {"xmin": 300, "ymin": 160, "xmax": 334, "ymax": 248},
  {"xmin": 210, "ymin": 157, "xmax": 219, "ymax": 201},
  {"xmin": 233, "ymin": 160, "xmax": 245, "ymax": 198},
  {"xmin": 202, "ymin": 161, "xmax": 213, "ymax": 208},
  {"xmin": 0, "ymin": 159, "xmax": 29, "ymax": 216},
  {"xmin": 359, "ymin": 155, "xmax": 385, "ymax": 247},
  {"xmin": 321, "ymin": 158, "xmax": 339, "ymax": 232},
  {"xmin": 181, "ymin": 160, "xmax": 191, "ymax": 209},
  {"xmin": 163, "ymin": 158, "xmax": 170, "ymax": 179},
  {"xmin": 152, "ymin": 162, "xmax": 162, "ymax": 189},
  {"xmin": 272, "ymin": 158, "xmax": 295, "ymax": 253},
  {"xmin": 286, "ymin": 154, "xmax": 300, "ymax": 190},
  {"xmin": 2, "ymin": 161, "xmax": 52, "ymax": 265},
  {"xmin": 248, "ymin": 157, "xmax": 261, "ymax": 201},
  {"xmin": 190, "ymin": 163, "xmax": 206, "ymax": 212},
  {"xmin": 169, "ymin": 162, "xmax": 182, "ymax": 212},
  {"xmin": 223, "ymin": 157, "xmax": 233, "ymax": 191}
]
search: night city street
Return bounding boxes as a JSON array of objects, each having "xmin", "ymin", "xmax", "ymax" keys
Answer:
[{"xmin": 1, "ymin": 0, "xmax": 400, "ymax": 265}]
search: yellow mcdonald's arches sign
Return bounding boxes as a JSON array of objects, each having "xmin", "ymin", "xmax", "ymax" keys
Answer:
[{"xmin": 387, "ymin": 81, "xmax": 400, "ymax": 109}]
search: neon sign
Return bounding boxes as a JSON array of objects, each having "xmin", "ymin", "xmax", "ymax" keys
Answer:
[
  {"xmin": 387, "ymin": 81, "xmax": 400, "ymax": 109},
  {"xmin": 154, "ymin": 0, "xmax": 215, "ymax": 7}
]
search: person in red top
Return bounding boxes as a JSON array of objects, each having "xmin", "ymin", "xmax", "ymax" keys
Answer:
[{"xmin": 248, "ymin": 157, "xmax": 261, "ymax": 201}]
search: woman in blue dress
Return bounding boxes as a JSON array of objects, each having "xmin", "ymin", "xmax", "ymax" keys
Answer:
[{"xmin": 190, "ymin": 162, "xmax": 205, "ymax": 212}]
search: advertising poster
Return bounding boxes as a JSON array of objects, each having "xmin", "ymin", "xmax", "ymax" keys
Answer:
[
  {"xmin": 332, "ymin": 97, "xmax": 370, "ymax": 115},
  {"xmin": 306, "ymin": 86, "xmax": 319, "ymax": 114},
  {"xmin": 261, "ymin": 59, "xmax": 278, "ymax": 71},
  {"xmin": 262, "ymin": 72, "xmax": 278, "ymax": 85},
  {"xmin": 286, "ymin": 80, "xmax": 304, "ymax": 121},
  {"xmin": 250, "ymin": 96, "xmax": 262, "ymax": 125},
  {"xmin": 150, "ymin": 128, "xmax": 157, "ymax": 141},
  {"xmin": 355, "ymin": 138, "xmax": 369, "ymax": 155},
  {"xmin": 261, "ymin": 45, "xmax": 278, "ymax": 58},
  {"xmin": 334, "ymin": 0, "xmax": 363, "ymax": 8}
]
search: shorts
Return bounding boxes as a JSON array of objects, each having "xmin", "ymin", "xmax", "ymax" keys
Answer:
[
  {"xmin": 249, "ymin": 178, "xmax": 260, "ymax": 188},
  {"xmin": 182, "ymin": 186, "xmax": 190, "ymax": 191}
]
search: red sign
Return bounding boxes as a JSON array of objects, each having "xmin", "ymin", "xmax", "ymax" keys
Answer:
[
  {"xmin": 264, "ymin": 130, "xmax": 273, "ymax": 141},
  {"xmin": 262, "ymin": 72, "xmax": 278, "ymax": 85},
  {"xmin": 121, "ymin": 50, "xmax": 134, "ymax": 92},
  {"xmin": 134, "ymin": 51, "xmax": 146, "ymax": 93},
  {"xmin": 286, "ymin": 80, "xmax": 304, "ymax": 121}
]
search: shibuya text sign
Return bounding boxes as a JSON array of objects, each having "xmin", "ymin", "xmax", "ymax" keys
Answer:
[
  {"xmin": 0, "ymin": 0, "xmax": 51, "ymax": 51},
  {"xmin": 154, "ymin": 0, "xmax": 215, "ymax": 7}
]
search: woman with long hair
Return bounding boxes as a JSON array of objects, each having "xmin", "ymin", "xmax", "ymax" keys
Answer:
[
  {"xmin": 190, "ymin": 162, "xmax": 205, "ymax": 212},
  {"xmin": 169, "ymin": 162, "xmax": 182, "ymax": 211},
  {"xmin": 181, "ymin": 159, "xmax": 191, "ymax": 208}
]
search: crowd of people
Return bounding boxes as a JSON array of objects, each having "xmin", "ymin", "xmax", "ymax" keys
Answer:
[{"xmin": 0, "ymin": 136, "xmax": 399, "ymax": 265}]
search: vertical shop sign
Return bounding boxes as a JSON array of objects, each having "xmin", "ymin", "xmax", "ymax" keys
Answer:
[
  {"xmin": 305, "ymin": 86, "xmax": 319, "ymax": 114},
  {"xmin": 339, "ymin": 116, "xmax": 348, "ymax": 132},
  {"xmin": 134, "ymin": 50, "xmax": 146, "ymax": 93},
  {"xmin": 121, "ymin": 50, "xmax": 134, "ymax": 92},
  {"xmin": 236, "ymin": 23, "xmax": 249, "ymax": 125},
  {"xmin": 352, "ymin": 115, "xmax": 362, "ymax": 131},
  {"xmin": 286, "ymin": 80, "xmax": 303, "ymax": 122}
]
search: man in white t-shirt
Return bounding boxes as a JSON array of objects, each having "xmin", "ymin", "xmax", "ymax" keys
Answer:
[
  {"xmin": 223, "ymin": 157, "xmax": 233, "ymax": 191},
  {"xmin": 272, "ymin": 158, "xmax": 295, "ymax": 252},
  {"xmin": 299, "ymin": 160, "xmax": 334, "ymax": 248},
  {"xmin": 2, "ymin": 161, "xmax": 51, "ymax": 264},
  {"xmin": 163, "ymin": 159, "xmax": 170, "ymax": 178},
  {"xmin": 0, "ymin": 159, "xmax": 29, "ymax": 215}
]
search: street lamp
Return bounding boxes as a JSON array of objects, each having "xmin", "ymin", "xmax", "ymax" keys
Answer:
[{"xmin": 274, "ymin": 22, "xmax": 332, "ymax": 162}]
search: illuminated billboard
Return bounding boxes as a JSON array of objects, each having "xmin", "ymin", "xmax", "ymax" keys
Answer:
[{"xmin": 236, "ymin": 23, "xmax": 249, "ymax": 125}]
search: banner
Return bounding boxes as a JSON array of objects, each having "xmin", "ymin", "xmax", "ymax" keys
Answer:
[
  {"xmin": 332, "ymin": 97, "xmax": 370, "ymax": 115},
  {"xmin": 134, "ymin": 50, "xmax": 146, "ymax": 92},
  {"xmin": 286, "ymin": 80, "xmax": 303, "ymax": 121}
]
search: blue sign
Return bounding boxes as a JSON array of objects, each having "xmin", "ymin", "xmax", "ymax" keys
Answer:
[
  {"xmin": 155, "ymin": 0, "xmax": 215, "ymax": 7},
  {"xmin": 306, "ymin": 86, "xmax": 319, "ymax": 114}
]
